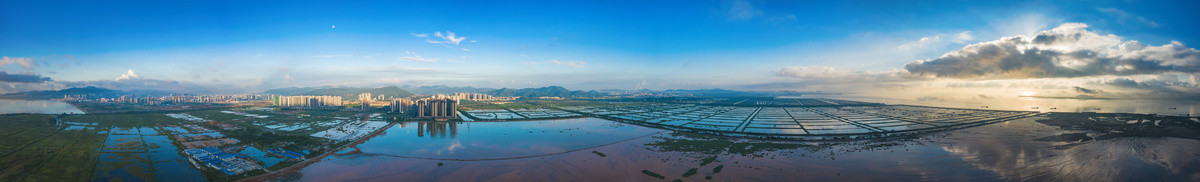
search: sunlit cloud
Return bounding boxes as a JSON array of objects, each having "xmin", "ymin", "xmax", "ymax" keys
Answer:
[
  {"xmin": 772, "ymin": 23, "xmax": 1200, "ymax": 99},
  {"xmin": 898, "ymin": 31, "xmax": 974, "ymax": 50},
  {"xmin": 905, "ymin": 23, "xmax": 1199, "ymax": 79}
]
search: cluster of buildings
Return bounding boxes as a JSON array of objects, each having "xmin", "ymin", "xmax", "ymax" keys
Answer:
[
  {"xmin": 415, "ymin": 98, "xmax": 459, "ymax": 120},
  {"xmin": 390, "ymin": 98, "xmax": 415, "ymax": 113},
  {"xmin": 273, "ymin": 92, "xmax": 515, "ymax": 120},
  {"xmin": 184, "ymin": 147, "xmax": 262, "ymax": 175},
  {"xmin": 389, "ymin": 97, "xmax": 459, "ymax": 120},
  {"xmin": 271, "ymin": 95, "xmax": 343, "ymax": 108}
]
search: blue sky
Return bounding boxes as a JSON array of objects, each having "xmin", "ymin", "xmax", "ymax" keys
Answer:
[{"xmin": 2, "ymin": 0, "xmax": 1199, "ymax": 97}]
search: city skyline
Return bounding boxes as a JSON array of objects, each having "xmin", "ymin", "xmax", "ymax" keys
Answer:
[{"xmin": 2, "ymin": 0, "xmax": 1200, "ymax": 101}]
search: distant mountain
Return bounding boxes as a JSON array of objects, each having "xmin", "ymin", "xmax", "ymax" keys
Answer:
[
  {"xmin": 486, "ymin": 86, "xmax": 606, "ymax": 98},
  {"xmin": 597, "ymin": 89, "xmax": 654, "ymax": 95},
  {"xmin": 261, "ymin": 86, "xmax": 414, "ymax": 98},
  {"xmin": 0, "ymin": 86, "xmax": 179, "ymax": 99},
  {"xmin": 401, "ymin": 85, "xmax": 496, "ymax": 95}
]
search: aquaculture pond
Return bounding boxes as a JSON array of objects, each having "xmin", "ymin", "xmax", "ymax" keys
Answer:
[
  {"xmin": 275, "ymin": 114, "xmax": 1200, "ymax": 181},
  {"xmin": 93, "ymin": 126, "xmax": 205, "ymax": 182}
]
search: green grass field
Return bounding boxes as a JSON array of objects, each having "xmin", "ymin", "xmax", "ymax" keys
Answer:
[{"xmin": 0, "ymin": 114, "xmax": 107, "ymax": 181}]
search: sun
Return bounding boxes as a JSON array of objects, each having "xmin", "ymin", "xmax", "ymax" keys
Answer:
[{"xmin": 1018, "ymin": 91, "xmax": 1037, "ymax": 97}]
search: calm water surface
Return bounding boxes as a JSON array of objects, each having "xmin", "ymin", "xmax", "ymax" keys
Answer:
[
  {"xmin": 279, "ymin": 116, "xmax": 1200, "ymax": 181},
  {"xmin": 0, "ymin": 99, "xmax": 84, "ymax": 114}
]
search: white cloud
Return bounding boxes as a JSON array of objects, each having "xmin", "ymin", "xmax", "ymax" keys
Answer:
[
  {"xmin": 527, "ymin": 60, "xmax": 586, "ymax": 68},
  {"xmin": 952, "ymin": 31, "xmax": 974, "ymax": 44},
  {"xmin": 898, "ymin": 35, "xmax": 943, "ymax": 50},
  {"xmin": 415, "ymin": 31, "xmax": 473, "ymax": 51},
  {"xmin": 115, "ymin": 69, "xmax": 140, "ymax": 81},
  {"xmin": 898, "ymin": 31, "xmax": 974, "ymax": 50},
  {"xmin": 425, "ymin": 31, "xmax": 467, "ymax": 45},
  {"xmin": 399, "ymin": 56, "xmax": 438, "ymax": 62},
  {"xmin": 0, "ymin": 56, "xmax": 33, "ymax": 70},
  {"xmin": 1097, "ymin": 8, "xmax": 1159, "ymax": 27}
]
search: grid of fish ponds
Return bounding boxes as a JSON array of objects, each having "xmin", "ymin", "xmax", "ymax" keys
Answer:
[
  {"xmin": 94, "ymin": 126, "xmax": 205, "ymax": 182},
  {"xmin": 462, "ymin": 108, "xmax": 583, "ymax": 120},
  {"xmin": 720, "ymin": 98, "xmax": 883, "ymax": 106},
  {"xmin": 568, "ymin": 104, "xmax": 1038, "ymax": 136}
]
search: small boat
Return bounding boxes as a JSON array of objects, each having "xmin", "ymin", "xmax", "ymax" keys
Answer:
[{"xmin": 1169, "ymin": 107, "xmax": 1177, "ymax": 110}]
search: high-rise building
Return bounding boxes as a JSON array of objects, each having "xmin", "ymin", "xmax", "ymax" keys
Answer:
[
  {"xmin": 415, "ymin": 98, "xmax": 458, "ymax": 119},
  {"xmin": 359, "ymin": 93, "xmax": 373, "ymax": 102},
  {"xmin": 391, "ymin": 98, "xmax": 414, "ymax": 113},
  {"xmin": 273, "ymin": 95, "xmax": 343, "ymax": 108}
]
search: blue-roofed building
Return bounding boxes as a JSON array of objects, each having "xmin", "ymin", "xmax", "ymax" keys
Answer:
[{"xmin": 183, "ymin": 147, "xmax": 263, "ymax": 175}]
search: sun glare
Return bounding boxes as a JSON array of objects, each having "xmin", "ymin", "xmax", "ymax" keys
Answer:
[{"xmin": 1018, "ymin": 91, "xmax": 1037, "ymax": 97}]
